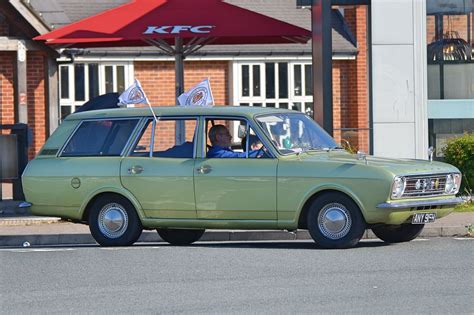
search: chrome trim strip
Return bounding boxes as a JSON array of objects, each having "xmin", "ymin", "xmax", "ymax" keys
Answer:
[
  {"xmin": 18, "ymin": 202, "xmax": 32, "ymax": 208},
  {"xmin": 377, "ymin": 197, "xmax": 463, "ymax": 209},
  {"xmin": 150, "ymin": 118, "xmax": 156, "ymax": 158}
]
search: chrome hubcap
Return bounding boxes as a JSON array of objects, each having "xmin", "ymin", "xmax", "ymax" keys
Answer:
[
  {"xmin": 98, "ymin": 203, "xmax": 128, "ymax": 239},
  {"xmin": 317, "ymin": 203, "xmax": 352, "ymax": 240}
]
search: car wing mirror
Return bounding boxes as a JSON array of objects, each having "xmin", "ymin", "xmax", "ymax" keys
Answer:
[{"xmin": 238, "ymin": 125, "xmax": 247, "ymax": 138}]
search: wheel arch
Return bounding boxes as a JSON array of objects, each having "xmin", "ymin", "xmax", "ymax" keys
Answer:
[
  {"xmin": 80, "ymin": 188, "xmax": 144, "ymax": 223},
  {"xmin": 297, "ymin": 186, "xmax": 366, "ymax": 230}
]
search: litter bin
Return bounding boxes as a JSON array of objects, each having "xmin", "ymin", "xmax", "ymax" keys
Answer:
[{"xmin": 0, "ymin": 124, "xmax": 29, "ymax": 200}]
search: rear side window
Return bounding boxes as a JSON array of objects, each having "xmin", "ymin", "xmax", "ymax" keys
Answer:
[{"xmin": 61, "ymin": 119, "xmax": 138, "ymax": 157}]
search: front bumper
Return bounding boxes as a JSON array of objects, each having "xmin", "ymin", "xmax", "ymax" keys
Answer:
[{"xmin": 376, "ymin": 197, "xmax": 463, "ymax": 209}]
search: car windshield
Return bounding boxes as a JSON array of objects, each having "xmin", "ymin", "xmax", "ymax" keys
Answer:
[{"xmin": 255, "ymin": 113, "xmax": 339, "ymax": 154}]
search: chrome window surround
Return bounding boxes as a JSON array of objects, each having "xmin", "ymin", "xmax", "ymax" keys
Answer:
[
  {"xmin": 253, "ymin": 112, "xmax": 338, "ymax": 156},
  {"xmin": 127, "ymin": 116, "xmax": 199, "ymax": 160},
  {"xmin": 58, "ymin": 117, "xmax": 141, "ymax": 158}
]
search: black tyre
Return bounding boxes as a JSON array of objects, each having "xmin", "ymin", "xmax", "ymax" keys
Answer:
[
  {"xmin": 88, "ymin": 195, "xmax": 143, "ymax": 246},
  {"xmin": 307, "ymin": 192, "xmax": 366, "ymax": 249},
  {"xmin": 371, "ymin": 224, "xmax": 424, "ymax": 243},
  {"xmin": 157, "ymin": 229, "xmax": 205, "ymax": 245}
]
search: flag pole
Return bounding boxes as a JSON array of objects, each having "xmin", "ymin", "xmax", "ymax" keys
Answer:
[
  {"xmin": 207, "ymin": 77, "xmax": 215, "ymax": 106},
  {"xmin": 144, "ymin": 95, "xmax": 159, "ymax": 124},
  {"xmin": 135, "ymin": 79, "xmax": 159, "ymax": 124}
]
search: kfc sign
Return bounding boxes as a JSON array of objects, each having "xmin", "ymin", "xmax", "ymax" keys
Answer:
[{"xmin": 144, "ymin": 25, "xmax": 214, "ymax": 35}]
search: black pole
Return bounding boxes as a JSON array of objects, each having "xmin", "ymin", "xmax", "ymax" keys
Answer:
[{"xmin": 311, "ymin": 0, "xmax": 333, "ymax": 135}]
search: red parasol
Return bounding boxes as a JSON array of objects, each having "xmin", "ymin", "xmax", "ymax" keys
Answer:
[{"xmin": 35, "ymin": 0, "xmax": 311, "ymax": 140}]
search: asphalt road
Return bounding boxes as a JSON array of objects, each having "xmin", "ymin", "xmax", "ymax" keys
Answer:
[{"xmin": 1, "ymin": 238, "xmax": 473, "ymax": 314}]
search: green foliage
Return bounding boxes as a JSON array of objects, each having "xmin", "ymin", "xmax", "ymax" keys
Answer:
[
  {"xmin": 466, "ymin": 224, "xmax": 473, "ymax": 237},
  {"xmin": 442, "ymin": 133, "xmax": 474, "ymax": 194}
]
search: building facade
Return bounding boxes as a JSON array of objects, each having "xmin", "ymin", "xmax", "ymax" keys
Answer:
[{"xmin": 0, "ymin": 0, "xmax": 472, "ymax": 164}]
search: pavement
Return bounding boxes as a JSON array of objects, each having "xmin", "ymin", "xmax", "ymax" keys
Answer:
[{"xmin": 0, "ymin": 199, "xmax": 473, "ymax": 247}]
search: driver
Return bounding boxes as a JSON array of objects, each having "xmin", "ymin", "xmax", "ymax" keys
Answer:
[{"xmin": 207, "ymin": 125, "xmax": 264, "ymax": 158}]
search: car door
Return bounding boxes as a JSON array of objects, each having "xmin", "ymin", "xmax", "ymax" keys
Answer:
[
  {"xmin": 120, "ymin": 117, "xmax": 198, "ymax": 219},
  {"xmin": 194, "ymin": 117, "xmax": 278, "ymax": 220}
]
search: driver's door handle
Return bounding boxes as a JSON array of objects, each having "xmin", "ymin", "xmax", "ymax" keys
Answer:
[
  {"xmin": 196, "ymin": 165, "xmax": 212, "ymax": 174},
  {"xmin": 128, "ymin": 165, "xmax": 144, "ymax": 174}
]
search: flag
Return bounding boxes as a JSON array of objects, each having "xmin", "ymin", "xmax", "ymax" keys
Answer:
[
  {"xmin": 178, "ymin": 78, "xmax": 214, "ymax": 107},
  {"xmin": 118, "ymin": 79, "xmax": 149, "ymax": 107},
  {"xmin": 118, "ymin": 79, "xmax": 159, "ymax": 123}
]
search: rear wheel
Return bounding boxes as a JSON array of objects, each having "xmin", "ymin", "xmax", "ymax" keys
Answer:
[
  {"xmin": 307, "ymin": 192, "xmax": 366, "ymax": 249},
  {"xmin": 88, "ymin": 195, "xmax": 142, "ymax": 246},
  {"xmin": 157, "ymin": 229, "xmax": 205, "ymax": 245},
  {"xmin": 371, "ymin": 224, "xmax": 424, "ymax": 243}
]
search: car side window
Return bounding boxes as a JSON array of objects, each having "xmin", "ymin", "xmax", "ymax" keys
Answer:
[
  {"xmin": 131, "ymin": 118, "xmax": 197, "ymax": 158},
  {"xmin": 205, "ymin": 118, "xmax": 266, "ymax": 159},
  {"xmin": 61, "ymin": 119, "xmax": 138, "ymax": 157}
]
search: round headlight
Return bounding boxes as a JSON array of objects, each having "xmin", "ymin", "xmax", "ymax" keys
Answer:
[{"xmin": 391, "ymin": 176, "xmax": 406, "ymax": 199}]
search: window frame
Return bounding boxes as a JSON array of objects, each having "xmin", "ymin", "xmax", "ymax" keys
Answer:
[
  {"xmin": 127, "ymin": 116, "xmax": 200, "ymax": 159},
  {"xmin": 58, "ymin": 117, "xmax": 141, "ymax": 158},
  {"xmin": 233, "ymin": 60, "xmax": 314, "ymax": 115},
  {"xmin": 59, "ymin": 62, "xmax": 134, "ymax": 119}
]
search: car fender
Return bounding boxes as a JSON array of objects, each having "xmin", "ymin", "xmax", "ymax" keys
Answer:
[
  {"xmin": 78, "ymin": 186, "xmax": 145, "ymax": 221},
  {"xmin": 296, "ymin": 183, "xmax": 367, "ymax": 221}
]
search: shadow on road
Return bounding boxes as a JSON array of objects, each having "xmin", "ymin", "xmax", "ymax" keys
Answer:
[
  {"xmin": 1, "ymin": 240, "xmax": 393, "ymax": 250},
  {"xmin": 164, "ymin": 239, "xmax": 392, "ymax": 250}
]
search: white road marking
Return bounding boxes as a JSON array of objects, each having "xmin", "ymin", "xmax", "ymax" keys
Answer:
[
  {"xmin": 100, "ymin": 246, "xmax": 162, "ymax": 250},
  {"xmin": 453, "ymin": 237, "xmax": 474, "ymax": 240},
  {"xmin": 1, "ymin": 248, "xmax": 76, "ymax": 253}
]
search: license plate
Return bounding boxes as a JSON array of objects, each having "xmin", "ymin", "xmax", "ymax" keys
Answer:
[{"xmin": 411, "ymin": 213, "xmax": 436, "ymax": 224}]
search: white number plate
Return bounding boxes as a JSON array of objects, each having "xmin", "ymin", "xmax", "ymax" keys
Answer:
[{"xmin": 412, "ymin": 213, "xmax": 436, "ymax": 224}]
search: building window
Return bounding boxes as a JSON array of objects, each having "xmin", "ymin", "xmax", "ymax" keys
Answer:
[
  {"xmin": 234, "ymin": 61, "xmax": 313, "ymax": 117},
  {"xmin": 426, "ymin": 0, "xmax": 473, "ymax": 158},
  {"xmin": 59, "ymin": 63, "xmax": 132, "ymax": 120}
]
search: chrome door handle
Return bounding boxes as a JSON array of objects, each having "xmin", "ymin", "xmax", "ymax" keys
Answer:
[
  {"xmin": 128, "ymin": 165, "xmax": 144, "ymax": 174},
  {"xmin": 196, "ymin": 165, "xmax": 212, "ymax": 174}
]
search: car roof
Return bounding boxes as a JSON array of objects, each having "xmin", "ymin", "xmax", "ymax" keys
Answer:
[{"xmin": 65, "ymin": 105, "xmax": 296, "ymax": 121}]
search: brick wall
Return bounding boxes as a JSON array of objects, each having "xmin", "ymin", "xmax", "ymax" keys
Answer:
[
  {"xmin": 134, "ymin": 60, "xmax": 228, "ymax": 106},
  {"xmin": 0, "ymin": 51, "xmax": 47, "ymax": 157},
  {"xmin": 332, "ymin": 63, "xmax": 342, "ymax": 144},
  {"xmin": 134, "ymin": 60, "xmax": 228, "ymax": 146},
  {"xmin": 0, "ymin": 52, "xmax": 15, "ymax": 129},
  {"xmin": 26, "ymin": 52, "xmax": 47, "ymax": 158},
  {"xmin": 338, "ymin": 6, "xmax": 370, "ymax": 153}
]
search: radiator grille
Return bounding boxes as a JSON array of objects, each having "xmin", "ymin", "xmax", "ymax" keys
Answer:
[{"xmin": 402, "ymin": 174, "xmax": 447, "ymax": 198}]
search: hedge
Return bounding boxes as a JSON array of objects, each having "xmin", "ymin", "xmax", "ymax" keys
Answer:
[{"xmin": 442, "ymin": 133, "xmax": 474, "ymax": 194}]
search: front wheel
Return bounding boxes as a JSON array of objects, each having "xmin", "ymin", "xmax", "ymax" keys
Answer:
[
  {"xmin": 371, "ymin": 224, "xmax": 424, "ymax": 243},
  {"xmin": 157, "ymin": 229, "xmax": 205, "ymax": 246},
  {"xmin": 307, "ymin": 192, "xmax": 366, "ymax": 249},
  {"xmin": 88, "ymin": 195, "xmax": 142, "ymax": 246}
]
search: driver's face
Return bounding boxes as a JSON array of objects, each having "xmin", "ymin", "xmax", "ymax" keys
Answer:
[{"xmin": 216, "ymin": 130, "xmax": 232, "ymax": 147}]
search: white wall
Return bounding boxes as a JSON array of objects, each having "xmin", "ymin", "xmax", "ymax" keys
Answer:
[{"xmin": 371, "ymin": 0, "xmax": 428, "ymax": 159}]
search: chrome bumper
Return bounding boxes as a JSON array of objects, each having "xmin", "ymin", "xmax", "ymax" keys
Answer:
[{"xmin": 376, "ymin": 197, "xmax": 463, "ymax": 209}]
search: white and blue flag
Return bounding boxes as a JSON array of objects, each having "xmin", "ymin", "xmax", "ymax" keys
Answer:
[{"xmin": 178, "ymin": 78, "xmax": 214, "ymax": 107}]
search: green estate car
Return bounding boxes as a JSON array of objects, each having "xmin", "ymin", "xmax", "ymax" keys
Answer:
[{"xmin": 22, "ymin": 106, "xmax": 463, "ymax": 248}]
